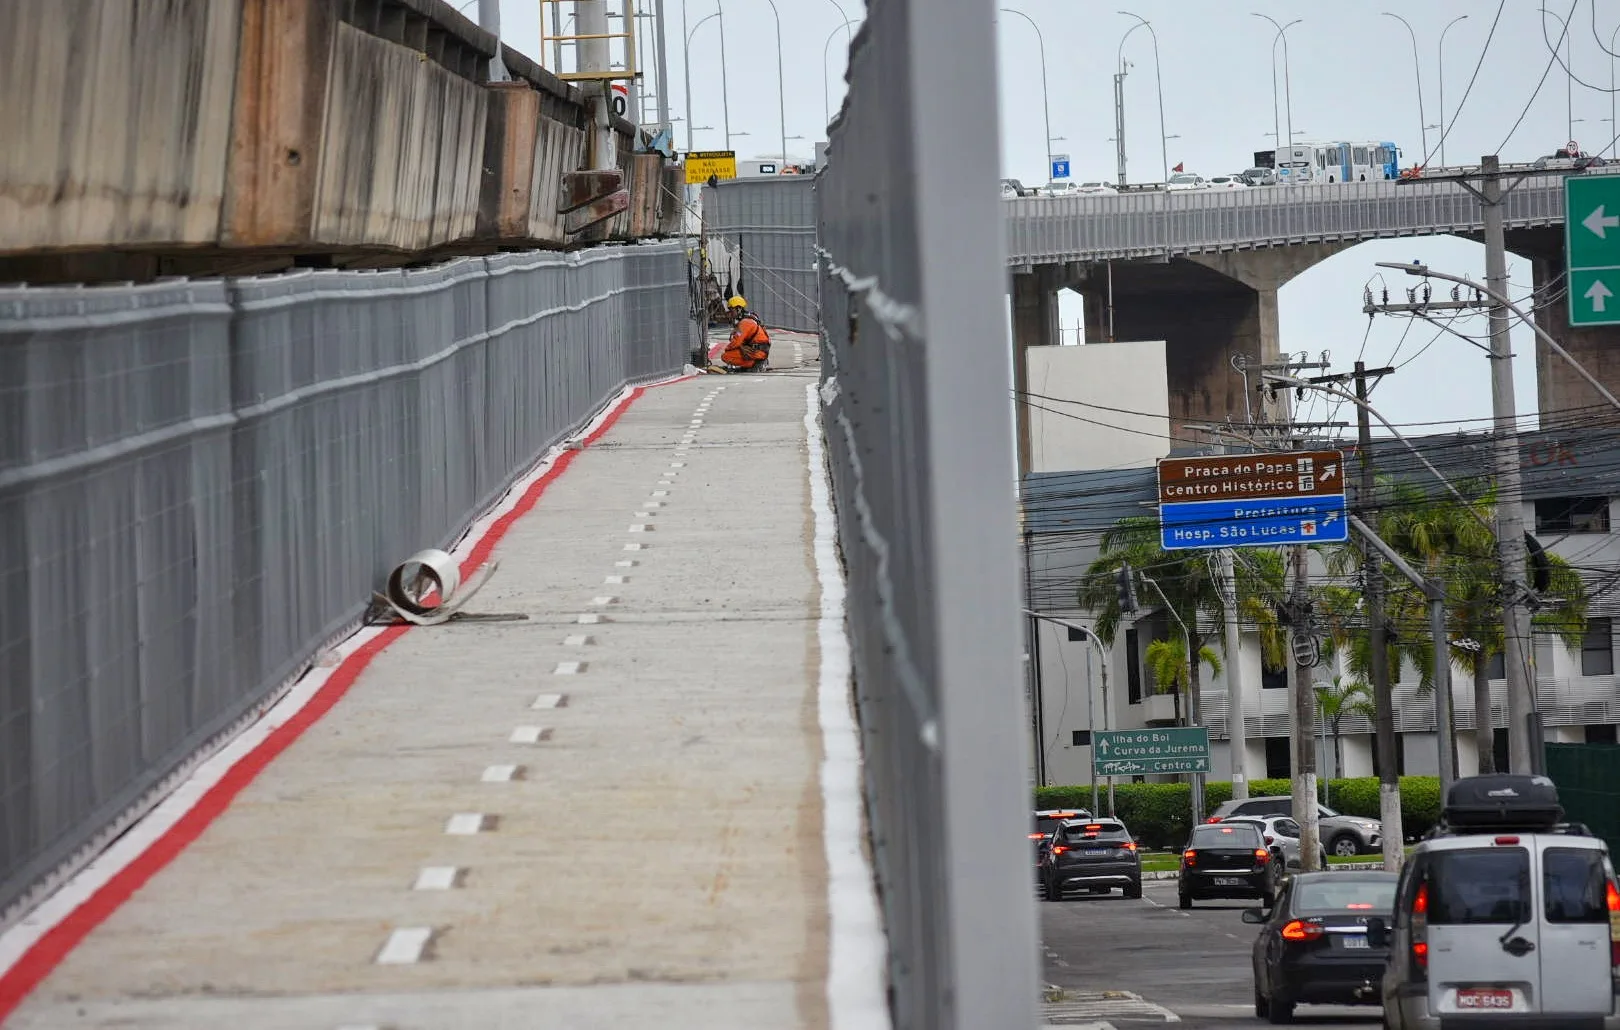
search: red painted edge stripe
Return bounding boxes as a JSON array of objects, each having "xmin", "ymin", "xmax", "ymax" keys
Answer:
[{"xmin": 0, "ymin": 377, "xmax": 682, "ymax": 1020}]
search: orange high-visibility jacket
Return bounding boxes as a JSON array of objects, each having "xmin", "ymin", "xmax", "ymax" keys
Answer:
[{"xmin": 721, "ymin": 313, "xmax": 771, "ymax": 367}]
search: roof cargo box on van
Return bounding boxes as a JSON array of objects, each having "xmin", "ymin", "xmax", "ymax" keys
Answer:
[{"xmin": 1442, "ymin": 774, "xmax": 1563, "ymax": 831}]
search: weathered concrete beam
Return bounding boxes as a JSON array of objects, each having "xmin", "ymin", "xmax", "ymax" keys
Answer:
[{"xmin": 563, "ymin": 191, "xmax": 632, "ymax": 236}]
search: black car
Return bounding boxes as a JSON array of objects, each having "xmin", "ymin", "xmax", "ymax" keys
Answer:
[
  {"xmin": 1245, "ymin": 871, "xmax": 1398, "ymax": 1023},
  {"xmin": 1178, "ymin": 821, "xmax": 1277, "ymax": 909},
  {"xmin": 1039, "ymin": 818, "xmax": 1142, "ymax": 900},
  {"xmin": 1030, "ymin": 808, "xmax": 1092, "ymax": 872}
]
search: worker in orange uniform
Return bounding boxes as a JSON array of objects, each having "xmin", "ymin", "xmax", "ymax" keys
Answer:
[{"xmin": 719, "ymin": 296, "xmax": 771, "ymax": 372}]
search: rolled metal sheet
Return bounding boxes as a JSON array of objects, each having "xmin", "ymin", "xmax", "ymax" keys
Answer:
[{"xmin": 386, "ymin": 549, "xmax": 461, "ymax": 617}]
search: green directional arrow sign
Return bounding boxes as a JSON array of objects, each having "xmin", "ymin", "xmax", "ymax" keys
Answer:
[
  {"xmin": 1093, "ymin": 726, "xmax": 1210, "ymax": 776},
  {"xmin": 1565, "ymin": 175, "xmax": 1620, "ymax": 327}
]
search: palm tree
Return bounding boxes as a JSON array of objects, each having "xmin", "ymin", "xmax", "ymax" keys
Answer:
[
  {"xmin": 1078, "ymin": 517, "xmax": 1287, "ymax": 731},
  {"xmin": 1144, "ymin": 639, "xmax": 1223, "ymax": 706},
  {"xmin": 1315, "ymin": 675, "xmax": 1376, "ymax": 785},
  {"xmin": 1328, "ymin": 477, "xmax": 1590, "ymax": 775}
]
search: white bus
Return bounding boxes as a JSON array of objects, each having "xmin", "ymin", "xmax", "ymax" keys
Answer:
[{"xmin": 1275, "ymin": 141, "xmax": 1401, "ymax": 184}]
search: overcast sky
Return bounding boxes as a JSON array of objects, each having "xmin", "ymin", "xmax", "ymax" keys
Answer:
[{"xmin": 493, "ymin": 0, "xmax": 1620, "ymax": 437}]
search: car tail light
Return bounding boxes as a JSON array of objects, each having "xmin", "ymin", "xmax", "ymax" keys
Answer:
[
  {"xmin": 1028, "ymin": 832, "xmax": 1044, "ymax": 840},
  {"xmin": 1494, "ymin": 836, "xmax": 1519, "ymax": 846},
  {"xmin": 1255, "ymin": 848, "xmax": 1270, "ymax": 863},
  {"xmin": 1280, "ymin": 919, "xmax": 1324, "ymax": 941},
  {"xmin": 1411, "ymin": 882, "xmax": 1429, "ymax": 977},
  {"xmin": 1263, "ymin": 834, "xmax": 1274, "ymax": 845},
  {"xmin": 1051, "ymin": 845, "xmax": 1068, "ymax": 856},
  {"xmin": 1606, "ymin": 882, "xmax": 1620, "ymax": 968},
  {"xmin": 1123, "ymin": 841, "xmax": 1138, "ymax": 852},
  {"xmin": 1183, "ymin": 849, "xmax": 1197, "ymax": 866},
  {"xmin": 1204, "ymin": 817, "xmax": 1222, "ymax": 824}
]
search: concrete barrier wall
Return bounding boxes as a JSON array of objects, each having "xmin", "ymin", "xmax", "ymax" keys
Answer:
[
  {"xmin": 0, "ymin": 0, "xmax": 240, "ymax": 251},
  {"xmin": 0, "ymin": 242, "xmax": 695, "ymax": 928},
  {"xmin": 313, "ymin": 21, "xmax": 488, "ymax": 250},
  {"xmin": 0, "ymin": 0, "xmax": 679, "ymax": 278}
]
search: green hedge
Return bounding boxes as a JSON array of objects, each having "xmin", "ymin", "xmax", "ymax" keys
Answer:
[{"xmin": 1035, "ymin": 776, "xmax": 1442, "ymax": 849}]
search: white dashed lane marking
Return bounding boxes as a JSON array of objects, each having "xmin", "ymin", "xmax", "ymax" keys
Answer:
[
  {"xmin": 444, "ymin": 813, "xmax": 489, "ymax": 835},
  {"xmin": 413, "ymin": 867, "xmax": 459, "ymax": 891},
  {"xmin": 481, "ymin": 764, "xmax": 520, "ymax": 783},
  {"xmin": 530, "ymin": 693, "xmax": 566, "ymax": 709},
  {"xmin": 509, "ymin": 725, "xmax": 550, "ymax": 744},
  {"xmin": 376, "ymin": 927, "xmax": 434, "ymax": 964}
]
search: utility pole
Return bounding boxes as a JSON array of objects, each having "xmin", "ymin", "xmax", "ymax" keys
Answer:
[
  {"xmin": 1391, "ymin": 156, "xmax": 1574, "ymax": 775},
  {"xmin": 1287, "ymin": 523, "xmax": 1319, "ymax": 872},
  {"xmin": 1355, "ymin": 361, "xmax": 1403, "ymax": 872},
  {"xmin": 1216, "ymin": 549, "xmax": 1249, "ymax": 801},
  {"xmin": 1481, "ymin": 155, "xmax": 1536, "ymax": 775}
]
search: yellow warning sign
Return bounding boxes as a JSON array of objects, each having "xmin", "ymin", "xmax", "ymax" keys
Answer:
[{"xmin": 685, "ymin": 150, "xmax": 738, "ymax": 184}]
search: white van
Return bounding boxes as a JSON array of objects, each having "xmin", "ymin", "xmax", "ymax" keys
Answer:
[{"xmin": 1371, "ymin": 775, "xmax": 1620, "ymax": 1029}]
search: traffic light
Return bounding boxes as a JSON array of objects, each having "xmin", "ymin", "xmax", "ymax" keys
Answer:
[{"xmin": 1115, "ymin": 563, "xmax": 1139, "ymax": 614}]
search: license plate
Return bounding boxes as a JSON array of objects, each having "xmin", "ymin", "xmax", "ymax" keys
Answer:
[
  {"xmin": 1082, "ymin": 849, "xmax": 1107, "ymax": 857},
  {"xmin": 1214, "ymin": 876, "xmax": 1244, "ymax": 886},
  {"xmin": 1340, "ymin": 935, "xmax": 1369, "ymax": 949},
  {"xmin": 1456, "ymin": 988, "xmax": 1515, "ymax": 1010}
]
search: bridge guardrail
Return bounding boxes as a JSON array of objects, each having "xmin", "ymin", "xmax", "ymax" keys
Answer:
[
  {"xmin": 1003, "ymin": 178, "xmax": 1573, "ymax": 265},
  {"xmin": 0, "ymin": 243, "xmax": 693, "ymax": 928}
]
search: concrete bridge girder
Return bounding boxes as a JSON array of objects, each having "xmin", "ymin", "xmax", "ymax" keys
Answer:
[{"xmin": 1012, "ymin": 243, "xmax": 1357, "ymax": 450}]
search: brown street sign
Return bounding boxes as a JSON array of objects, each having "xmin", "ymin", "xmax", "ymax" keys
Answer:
[{"xmin": 1157, "ymin": 451, "xmax": 1346, "ymax": 504}]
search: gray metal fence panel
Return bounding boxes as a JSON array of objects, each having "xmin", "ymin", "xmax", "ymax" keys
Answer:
[
  {"xmin": 1003, "ymin": 177, "xmax": 1580, "ymax": 264},
  {"xmin": 0, "ymin": 243, "xmax": 690, "ymax": 923},
  {"xmin": 702, "ymin": 176, "xmax": 819, "ymax": 332},
  {"xmin": 816, "ymin": 1, "xmax": 1039, "ymax": 1026}
]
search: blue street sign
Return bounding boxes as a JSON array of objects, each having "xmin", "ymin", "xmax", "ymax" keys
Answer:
[
  {"xmin": 1050, "ymin": 155, "xmax": 1071, "ymax": 180},
  {"xmin": 1159, "ymin": 494, "xmax": 1349, "ymax": 550}
]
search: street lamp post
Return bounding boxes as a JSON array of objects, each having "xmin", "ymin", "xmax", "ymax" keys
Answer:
[
  {"xmin": 752, "ymin": 0, "xmax": 788, "ymax": 163},
  {"xmin": 1382, "ymin": 13, "xmax": 1428, "ymax": 162},
  {"xmin": 683, "ymin": 11, "xmax": 727, "ymax": 152},
  {"xmin": 1436, "ymin": 14, "xmax": 1468, "ymax": 165},
  {"xmin": 1609, "ymin": 23, "xmax": 1620, "ymax": 158},
  {"xmin": 1540, "ymin": 7, "xmax": 1575, "ymax": 145},
  {"xmin": 1118, "ymin": 12, "xmax": 1169, "ymax": 184},
  {"xmin": 823, "ymin": 19, "xmax": 853, "ymax": 131},
  {"xmin": 1114, "ymin": 22, "xmax": 1144, "ymax": 186},
  {"xmin": 1000, "ymin": 9, "xmax": 1054, "ymax": 183},
  {"xmin": 1253, "ymin": 15, "xmax": 1300, "ymax": 156},
  {"xmin": 1025, "ymin": 610, "xmax": 1115, "ymax": 816}
]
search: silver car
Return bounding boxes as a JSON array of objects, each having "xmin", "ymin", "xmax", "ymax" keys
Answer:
[
  {"xmin": 1207, "ymin": 795, "xmax": 1384, "ymax": 858},
  {"xmin": 1372, "ymin": 829, "xmax": 1620, "ymax": 1028},
  {"xmin": 1222, "ymin": 815, "xmax": 1326, "ymax": 871}
]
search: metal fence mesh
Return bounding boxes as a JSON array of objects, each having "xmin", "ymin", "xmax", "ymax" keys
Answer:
[
  {"xmin": 701, "ymin": 177, "xmax": 819, "ymax": 332},
  {"xmin": 814, "ymin": 1, "xmax": 1039, "ymax": 1026},
  {"xmin": 0, "ymin": 243, "xmax": 692, "ymax": 922}
]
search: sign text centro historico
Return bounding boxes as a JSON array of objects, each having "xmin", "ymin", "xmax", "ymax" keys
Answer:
[{"xmin": 1156, "ymin": 451, "xmax": 1345, "ymax": 502}]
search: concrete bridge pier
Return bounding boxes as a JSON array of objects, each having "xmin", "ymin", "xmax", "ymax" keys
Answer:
[
  {"xmin": 1516, "ymin": 227, "xmax": 1620, "ymax": 424},
  {"xmin": 1066, "ymin": 244, "xmax": 1349, "ymax": 443}
]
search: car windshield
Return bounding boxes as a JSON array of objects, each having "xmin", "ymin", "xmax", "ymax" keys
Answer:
[
  {"xmin": 1190, "ymin": 823, "xmax": 1260, "ymax": 847},
  {"xmin": 1318, "ymin": 805, "xmax": 1341, "ymax": 818},
  {"xmin": 1169, "ymin": 174, "xmax": 1198, "ymax": 183},
  {"xmin": 1061, "ymin": 821, "xmax": 1130, "ymax": 843},
  {"xmin": 1034, "ymin": 812, "xmax": 1088, "ymax": 836},
  {"xmin": 1293, "ymin": 878, "xmax": 1396, "ymax": 915},
  {"xmin": 1245, "ymin": 169, "xmax": 1267, "ymax": 176}
]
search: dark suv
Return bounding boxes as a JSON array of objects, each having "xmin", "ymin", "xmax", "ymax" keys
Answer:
[
  {"xmin": 1179, "ymin": 821, "xmax": 1277, "ymax": 909},
  {"xmin": 1040, "ymin": 818, "xmax": 1142, "ymax": 900}
]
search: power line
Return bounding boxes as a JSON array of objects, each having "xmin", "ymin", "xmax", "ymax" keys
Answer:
[{"xmin": 1495, "ymin": 0, "xmax": 1577, "ymax": 155}]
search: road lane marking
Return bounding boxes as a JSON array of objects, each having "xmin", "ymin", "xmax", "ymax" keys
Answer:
[{"xmin": 376, "ymin": 927, "xmax": 434, "ymax": 964}]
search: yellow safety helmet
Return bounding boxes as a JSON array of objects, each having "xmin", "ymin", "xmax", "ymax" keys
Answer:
[{"xmin": 727, "ymin": 296, "xmax": 748, "ymax": 309}]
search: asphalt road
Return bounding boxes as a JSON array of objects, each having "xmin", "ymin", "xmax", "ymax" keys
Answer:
[{"xmin": 1040, "ymin": 878, "xmax": 1384, "ymax": 1029}]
